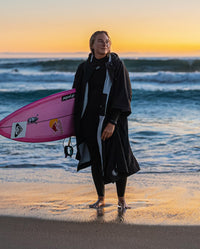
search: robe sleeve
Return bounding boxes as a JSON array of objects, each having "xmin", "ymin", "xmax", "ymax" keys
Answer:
[{"xmin": 108, "ymin": 108, "xmax": 121, "ymax": 125}]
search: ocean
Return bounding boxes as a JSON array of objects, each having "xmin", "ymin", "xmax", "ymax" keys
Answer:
[{"xmin": 0, "ymin": 56, "xmax": 200, "ymax": 184}]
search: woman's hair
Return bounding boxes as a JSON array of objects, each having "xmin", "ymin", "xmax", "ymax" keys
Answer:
[{"xmin": 89, "ymin": 31, "xmax": 111, "ymax": 54}]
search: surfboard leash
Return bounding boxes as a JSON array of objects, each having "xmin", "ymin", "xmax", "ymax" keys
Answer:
[{"xmin": 63, "ymin": 137, "xmax": 74, "ymax": 158}]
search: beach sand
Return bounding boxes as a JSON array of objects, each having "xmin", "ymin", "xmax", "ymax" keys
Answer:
[
  {"xmin": 0, "ymin": 171, "xmax": 200, "ymax": 248},
  {"xmin": 1, "ymin": 216, "xmax": 200, "ymax": 249}
]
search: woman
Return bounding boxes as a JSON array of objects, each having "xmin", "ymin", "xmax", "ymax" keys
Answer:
[{"xmin": 73, "ymin": 31, "xmax": 140, "ymax": 210}]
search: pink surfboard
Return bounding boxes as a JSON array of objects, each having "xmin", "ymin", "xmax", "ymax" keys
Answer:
[{"xmin": 0, "ymin": 89, "xmax": 76, "ymax": 143}]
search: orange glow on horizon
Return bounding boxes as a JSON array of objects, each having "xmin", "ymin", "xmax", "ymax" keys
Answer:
[
  {"xmin": 1, "ymin": 29, "xmax": 200, "ymax": 57},
  {"xmin": 1, "ymin": 0, "xmax": 200, "ymax": 57},
  {"xmin": 1, "ymin": 38, "xmax": 200, "ymax": 57}
]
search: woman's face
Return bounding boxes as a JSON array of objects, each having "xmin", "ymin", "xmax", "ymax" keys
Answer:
[{"xmin": 91, "ymin": 33, "xmax": 111, "ymax": 59}]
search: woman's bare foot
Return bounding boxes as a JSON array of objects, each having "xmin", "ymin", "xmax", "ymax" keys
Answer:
[
  {"xmin": 118, "ymin": 197, "xmax": 131, "ymax": 210},
  {"xmin": 89, "ymin": 197, "xmax": 105, "ymax": 209}
]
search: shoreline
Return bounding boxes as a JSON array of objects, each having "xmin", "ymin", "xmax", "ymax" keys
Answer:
[
  {"xmin": 0, "ymin": 216, "xmax": 200, "ymax": 249},
  {"xmin": 0, "ymin": 177, "xmax": 200, "ymax": 226}
]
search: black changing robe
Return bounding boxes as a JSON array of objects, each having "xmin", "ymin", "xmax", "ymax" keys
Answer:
[{"xmin": 73, "ymin": 53, "xmax": 140, "ymax": 184}]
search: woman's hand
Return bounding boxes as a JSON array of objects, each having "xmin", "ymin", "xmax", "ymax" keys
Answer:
[{"xmin": 101, "ymin": 123, "xmax": 115, "ymax": 141}]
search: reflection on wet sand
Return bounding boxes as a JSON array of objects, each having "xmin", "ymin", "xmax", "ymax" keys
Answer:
[{"xmin": 0, "ymin": 181, "xmax": 200, "ymax": 225}]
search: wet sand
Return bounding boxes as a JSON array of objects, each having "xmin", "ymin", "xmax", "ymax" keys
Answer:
[
  {"xmin": 0, "ymin": 175, "xmax": 200, "ymax": 249},
  {"xmin": 0, "ymin": 216, "xmax": 200, "ymax": 249},
  {"xmin": 0, "ymin": 180, "xmax": 200, "ymax": 225}
]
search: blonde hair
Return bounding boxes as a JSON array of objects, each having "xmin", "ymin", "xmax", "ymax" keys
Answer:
[{"xmin": 89, "ymin": 31, "xmax": 111, "ymax": 54}]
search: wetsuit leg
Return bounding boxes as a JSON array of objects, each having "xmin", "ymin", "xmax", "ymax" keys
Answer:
[
  {"xmin": 87, "ymin": 142, "xmax": 105, "ymax": 197},
  {"xmin": 116, "ymin": 177, "xmax": 127, "ymax": 197}
]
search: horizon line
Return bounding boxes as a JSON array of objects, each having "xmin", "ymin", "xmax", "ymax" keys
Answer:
[{"xmin": 0, "ymin": 51, "xmax": 200, "ymax": 59}]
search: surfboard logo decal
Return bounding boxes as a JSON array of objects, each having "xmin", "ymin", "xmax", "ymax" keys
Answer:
[
  {"xmin": 62, "ymin": 93, "xmax": 75, "ymax": 102},
  {"xmin": 49, "ymin": 119, "xmax": 63, "ymax": 134},
  {"xmin": 27, "ymin": 116, "xmax": 38, "ymax": 124},
  {"xmin": 11, "ymin": 122, "xmax": 27, "ymax": 139}
]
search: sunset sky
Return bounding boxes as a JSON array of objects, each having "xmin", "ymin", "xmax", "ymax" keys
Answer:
[{"xmin": 1, "ymin": 0, "xmax": 200, "ymax": 56}]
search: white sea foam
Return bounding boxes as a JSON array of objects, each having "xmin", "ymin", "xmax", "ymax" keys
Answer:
[
  {"xmin": 130, "ymin": 71, "xmax": 200, "ymax": 83},
  {"xmin": 0, "ymin": 71, "xmax": 75, "ymax": 83},
  {"xmin": 1, "ymin": 71, "xmax": 200, "ymax": 93}
]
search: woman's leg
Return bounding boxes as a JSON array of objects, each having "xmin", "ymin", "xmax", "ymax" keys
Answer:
[
  {"xmin": 116, "ymin": 177, "xmax": 130, "ymax": 209},
  {"xmin": 116, "ymin": 176, "xmax": 127, "ymax": 197},
  {"xmin": 91, "ymin": 161, "xmax": 105, "ymax": 197},
  {"xmin": 87, "ymin": 142, "xmax": 105, "ymax": 208}
]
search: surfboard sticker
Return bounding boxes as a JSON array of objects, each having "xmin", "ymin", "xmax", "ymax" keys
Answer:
[
  {"xmin": 49, "ymin": 119, "xmax": 63, "ymax": 134},
  {"xmin": 62, "ymin": 93, "xmax": 75, "ymax": 102},
  {"xmin": 11, "ymin": 122, "xmax": 27, "ymax": 139}
]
